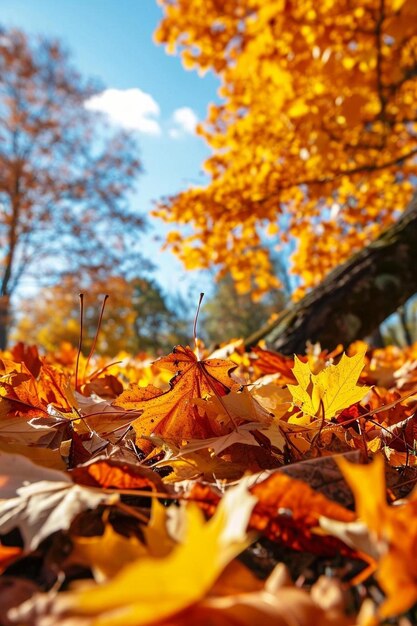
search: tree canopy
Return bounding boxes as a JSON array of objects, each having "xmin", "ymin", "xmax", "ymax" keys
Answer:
[
  {"xmin": 0, "ymin": 28, "xmax": 145, "ymax": 348},
  {"xmin": 155, "ymin": 0, "xmax": 417, "ymax": 299}
]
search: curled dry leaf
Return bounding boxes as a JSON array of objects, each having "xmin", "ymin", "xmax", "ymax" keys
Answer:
[
  {"xmin": 71, "ymin": 392, "xmax": 141, "ymax": 438},
  {"xmin": 249, "ymin": 472, "xmax": 356, "ymax": 555},
  {"xmin": 0, "ymin": 450, "xmax": 71, "ymax": 498},
  {"xmin": 186, "ymin": 466, "xmax": 356, "ymax": 555},
  {"xmin": 0, "ymin": 480, "xmax": 119, "ymax": 551},
  {"xmin": 250, "ymin": 376, "xmax": 293, "ymax": 420},
  {"xmin": 70, "ymin": 457, "xmax": 167, "ymax": 492},
  {"xmin": 0, "ymin": 451, "xmax": 118, "ymax": 551}
]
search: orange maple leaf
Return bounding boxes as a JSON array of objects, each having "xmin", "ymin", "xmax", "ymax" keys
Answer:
[
  {"xmin": 114, "ymin": 345, "xmax": 238, "ymax": 443},
  {"xmin": 10, "ymin": 342, "xmax": 42, "ymax": 378},
  {"xmin": 0, "ymin": 359, "xmax": 71, "ymax": 420},
  {"xmin": 0, "ymin": 368, "xmax": 49, "ymax": 418}
]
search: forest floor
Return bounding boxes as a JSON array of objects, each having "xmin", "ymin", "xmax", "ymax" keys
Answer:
[{"xmin": 0, "ymin": 338, "xmax": 417, "ymax": 625}]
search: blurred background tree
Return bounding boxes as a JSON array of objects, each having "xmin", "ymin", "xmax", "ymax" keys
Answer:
[
  {"xmin": 131, "ymin": 277, "xmax": 190, "ymax": 352},
  {"xmin": 13, "ymin": 276, "xmax": 136, "ymax": 355},
  {"xmin": 13, "ymin": 275, "xmax": 191, "ymax": 355},
  {"xmin": 202, "ymin": 274, "xmax": 286, "ymax": 345},
  {"xmin": 0, "ymin": 27, "xmax": 146, "ymax": 349},
  {"xmin": 202, "ymin": 255, "xmax": 290, "ymax": 345}
]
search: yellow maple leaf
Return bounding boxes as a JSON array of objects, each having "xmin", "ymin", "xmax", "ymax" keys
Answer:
[{"xmin": 287, "ymin": 349, "xmax": 370, "ymax": 420}]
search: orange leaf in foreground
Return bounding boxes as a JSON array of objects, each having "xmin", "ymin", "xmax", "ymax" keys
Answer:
[
  {"xmin": 0, "ymin": 369, "xmax": 48, "ymax": 418},
  {"xmin": 338, "ymin": 455, "xmax": 417, "ymax": 619},
  {"xmin": 10, "ymin": 342, "xmax": 42, "ymax": 378},
  {"xmin": 114, "ymin": 345, "xmax": 238, "ymax": 443},
  {"xmin": 0, "ymin": 356, "xmax": 71, "ymax": 420}
]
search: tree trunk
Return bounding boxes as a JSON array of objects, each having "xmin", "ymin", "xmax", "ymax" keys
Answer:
[
  {"xmin": 244, "ymin": 193, "xmax": 417, "ymax": 354},
  {"xmin": 0, "ymin": 295, "xmax": 10, "ymax": 351}
]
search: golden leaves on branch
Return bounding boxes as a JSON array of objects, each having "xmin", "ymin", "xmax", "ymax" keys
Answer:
[{"xmin": 155, "ymin": 0, "xmax": 417, "ymax": 297}]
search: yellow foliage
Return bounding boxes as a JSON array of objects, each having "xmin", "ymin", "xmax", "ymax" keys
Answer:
[{"xmin": 155, "ymin": 0, "xmax": 417, "ymax": 296}]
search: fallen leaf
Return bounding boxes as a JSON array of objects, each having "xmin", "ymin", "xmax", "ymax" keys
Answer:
[
  {"xmin": 251, "ymin": 376, "xmax": 293, "ymax": 419},
  {"xmin": 115, "ymin": 345, "xmax": 239, "ymax": 444},
  {"xmin": 0, "ymin": 370, "xmax": 48, "ymax": 419},
  {"xmin": 338, "ymin": 455, "xmax": 417, "ymax": 619},
  {"xmin": 70, "ymin": 457, "xmax": 166, "ymax": 492},
  {"xmin": 10, "ymin": 343, "xmax": 42, "ymax": 378},
  {"xmin": 248, "ymin": 471, "xmax": 356, "ymax": 554},
  {"xmin": 195, "ymin": 387, "xmax": 273, "ymax": 431},
  {"xmin": 70, "ymin": 523, "xmax": 148, "ymax": 582},
  {"xmin": 0, "ymin": 450, "xmax": 71, "ymax": 498},
  {"xmin": 288, "ymin": 349, "xmax": 370, "ymax": 421},
  {"xmin": 250, "ymin": 347, "xmax": 297, "ymax": 384},
  {"xmin": 17, "ymin": 484, "xmax": 255, "ymax": 626},
  {"xmin": 0, "ymin": 441, "xmax": 66, "ymax": 470},
  {"xmin": 156, "ymin": 448, "xmax": 245, "ymax": 483},
  {"xmin": 0, "ymin": 454, "xmax": 118, "ymax": 551},
  {"xmin": 72, "ymin": 392, "xmax": 141, "ymax": 438},
  {"xmin": 178, "ymin": 423, "xmax": 261, "ymax": 456}
]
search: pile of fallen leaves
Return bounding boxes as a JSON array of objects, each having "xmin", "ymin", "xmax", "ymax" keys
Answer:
[{"xmin": 2, "ymin": 338, "xmax": 417, "ymax": 625}]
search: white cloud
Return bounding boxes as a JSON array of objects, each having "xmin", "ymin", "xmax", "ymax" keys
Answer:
[
  {"xmin": 85, "ymin": 88, "xmax": 161, "ymax": 135},
  {"xmin": 170, "ymin": 106, "xmax": 198, "ymax": 137}
]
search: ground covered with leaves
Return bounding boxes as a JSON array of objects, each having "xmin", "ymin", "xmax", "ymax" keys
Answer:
[{"xmin": 1, "ymin": 338, "xmax": 417, "ymax": 625}]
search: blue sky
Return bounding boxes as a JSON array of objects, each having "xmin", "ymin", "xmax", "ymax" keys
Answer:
[{"xmin": 1, "ymin": 0, "xmax": 220, "ymax": 297}]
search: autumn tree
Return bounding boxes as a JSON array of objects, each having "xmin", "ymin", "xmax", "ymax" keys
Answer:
[
  {"xmin": 13, "ymin": 275, "xmax": 137, "ymax": 355},
  {"xmin": 155, "ymin": 0, "xmax": 417, "ymax": 300},
  {"xmin": 131, "ymin": 277, "xmax": 190, "ymax": 352},
  {"xmin": 0, "ymin": 27, "xmax": 145, "ymax": 349},
  {"xmin": 202, "ymin": 262, "xmax": 288, "ymax": 345},
  {"xmin": 13, "ymin": 275, "xmax": 190, "ymax": 356}
]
